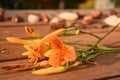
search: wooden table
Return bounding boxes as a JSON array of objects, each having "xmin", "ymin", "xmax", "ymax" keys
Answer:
[{"xmin": 0, "ymin": 10, "xmax": 120, "ymax": 80}]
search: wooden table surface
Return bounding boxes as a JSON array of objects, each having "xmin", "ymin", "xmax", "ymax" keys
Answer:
[{"xmin": 0, "ymin": 10, "xmax": 120, "ymax": 80}]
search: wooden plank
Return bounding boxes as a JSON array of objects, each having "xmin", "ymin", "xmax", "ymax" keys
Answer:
[
  {"xmin": 0, "ymin": 22, "xmax": 49, "ymax": 27},
  {"xmin": 1, "ymin": 23, "xmax": 120, "ymax": 40},
  {"xmin": 0, "ymin": 53, "xmax": 120, "ymax": 80},
  {"xmin": 0, "ymin": 41, "xmax": 25, "ymax": 62},
  {"xmin": 0, "ymin": 25, "xmax": 52, "ymax": 40}
]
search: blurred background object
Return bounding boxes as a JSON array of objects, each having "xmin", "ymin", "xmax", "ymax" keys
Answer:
[
  {"xmin": 95, "ymin": 0, "xmax": 115, "ymax": 9},
  {"xmin": 0, "ymin": 0, "xmax": 120, "ymax": 10}
]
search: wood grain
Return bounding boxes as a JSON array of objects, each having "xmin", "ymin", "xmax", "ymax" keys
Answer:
[{"xmin": 0, "ymin": 10, "xmax": 120, "ymax": 80}]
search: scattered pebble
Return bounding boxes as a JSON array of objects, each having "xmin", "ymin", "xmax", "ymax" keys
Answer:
[
  {"xmin": 11, "ymin": 16, "xmax": 23, "ymax": 23},
  {"xmin": 58, "ymin": 12, "xmax": 79, "ymax": 21},
  {"xmin": 82, "ymin": 15, "xmax": 94, "ymax": 25},
  {"xmin": 90, "ymin": 11, "xmax": 101, "ymax": 19},
  {"xmin": 50, "ymin": 22, "xmax": 65, "ymax": 30},
  {"xmin": 103, "ymin": 15, "xmax": 120, "ymax": 26},
  {"xmin": 40, "ymin": 14, "xmax": 49, "ymax": 23},
  {"xmin": 50, "ymin": 17, "xmax": 63, "ymax": 24},
  {"xmin": 27, "ymin": 14, "xmax": 40, "ymax": 23}
]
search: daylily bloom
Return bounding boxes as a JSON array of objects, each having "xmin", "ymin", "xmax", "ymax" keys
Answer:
[
  {"xmin": 22, "ymin": 28, "xmax": 66, "ymax": 63},
  {"xmin": 48, "ymin": 35, "xmax": 76, "ymax": 67},
  {"xmin": 25, "ymin": 43, "xmax": 49, "ymax": 64}
]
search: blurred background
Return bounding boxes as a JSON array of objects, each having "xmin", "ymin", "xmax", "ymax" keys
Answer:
[{"xmin": 0, "ymin": 0, "xmax": 120, "ymax": 10}]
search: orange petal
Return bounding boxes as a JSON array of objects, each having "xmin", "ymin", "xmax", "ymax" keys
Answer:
[
  {"xmin": 64, "ymin": 47, "xmax": 76, "ymax": 61},
  {"xmin": 49, "ymin": 51, "xmax": 67, "ymax": 67},
  {"xmin": 28, "ymin": 44, "xmax": 49, "ymax": 61},
  {"xmin": 28, "ymin": 43, "xmax": 49, "ymax": 52},
  {"xmin": 49, "ymin": 53, "xmax": 61, "ymax": 67},
  {"xmin": 48, "ymin": 35, "xmax": 64, "ymax": 51},
  {"xmin": 39, "ymin": 44, "xmax": 49, "ymax": 53}
]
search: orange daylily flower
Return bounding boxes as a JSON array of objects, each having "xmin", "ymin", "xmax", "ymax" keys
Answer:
[
  {"xmin": 27, "ymin": 43, "xmax": 49, "ymax": 64},
  {"xmin": 48, "ymin": 35, "xmax": 76, "ymax": 67}
]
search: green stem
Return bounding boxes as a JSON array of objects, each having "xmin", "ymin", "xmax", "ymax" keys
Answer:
[
  {"xmin": 63, "ymin": 33, "xmax": 76, "ymax": 36},
  {"xmin": 87, "ymin": 48, "xmax": 120, "ymax": 60},
  {"xmin": 102, "ymin": 49, "xmax": 120, "ymax": 54},
  {"xmin": 63, "ymin": 40, "xmax": 92, "ymax": 47},
  {"xmin": 89, "ymin": 23, "xmax": 120, "ymax": 50},
  {"xmin": 64, "ymin": 28, "xmax": 100, "ymax": 39},
  {"xmin": 65, "ymin": 27, "xmax": 76, "ymax": 31},
  {"xmin": 80, "ymin": 30, "xmax": 100, "ymax": 39}
]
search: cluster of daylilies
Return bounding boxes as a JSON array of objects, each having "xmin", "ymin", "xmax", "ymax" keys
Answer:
[
  {"xmin": 6, "ymin": 23, "xmax": 120, "ymax": 75},
  {"xmin": 6, "ymin": 26, "xmax": 80, "ymax": 75}
]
